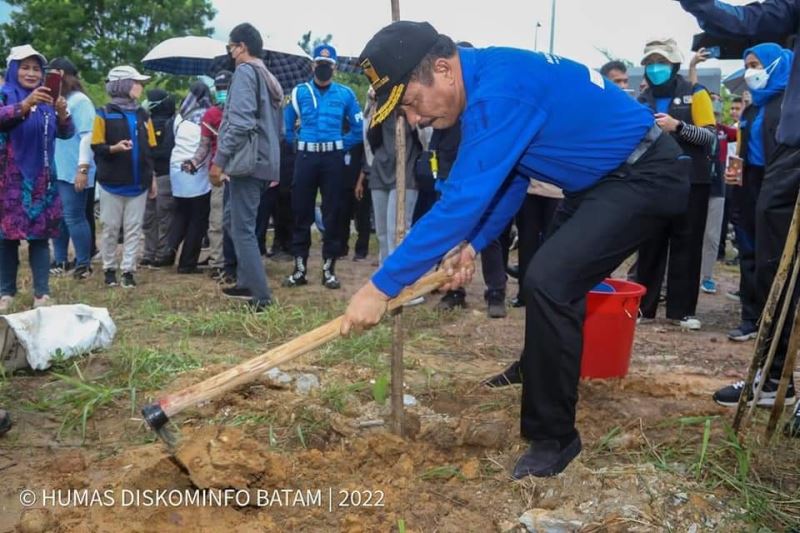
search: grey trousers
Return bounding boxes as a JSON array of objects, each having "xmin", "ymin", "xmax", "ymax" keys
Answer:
[
  {"xmin": 371, "ymin": 188, "xmax": 419, "ymax": 265},
  {"xmin": 208, "ymin": 185, "xmax": 224, "ymax": 268},
  {"xmin": 226, "ymin": 176, "xmax": 271, "ymax": 303},
  {"xmin": 99, "ymin": 188, "xmax": 147, "ymax": 273},
  {"xmin": 701, "ymin": 196, "xmax": 725, "ymax": 281},
  {"xmin": 142, "ymin": 174, "xmax": 175, "ymax": 261}
]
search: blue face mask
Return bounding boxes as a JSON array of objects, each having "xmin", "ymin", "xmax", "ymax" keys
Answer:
[
  {"xmin": 645, "ymin": 63, "xmax": 673, "ymax": 86},
  {"xmin": 216, "ymin": 90, "xmax": 228, "ymax": 105}
]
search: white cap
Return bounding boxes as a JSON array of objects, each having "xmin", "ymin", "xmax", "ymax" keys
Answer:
[
  {"xmin": 6, "ymin": 44, "xmax": 47, "ymax": 67},
  {"xmin": 641, "ymin": 38, "xmax": 684, "ymax": 65},
  {"xmin": 107, "ymin": 65, "xmax": 151, "ymax": 82}
]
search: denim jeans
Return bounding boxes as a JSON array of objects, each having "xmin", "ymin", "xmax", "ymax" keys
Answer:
[
  {"xmin": 0, "ymin": 239, "xmax": 50, "ymax": 296},
  {"xmin": 53, "ymin": 180, "xmax": 92, "ymax": 268}
]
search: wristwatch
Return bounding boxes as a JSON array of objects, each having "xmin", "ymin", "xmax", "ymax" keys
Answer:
[{"xmin": 78, "ymin": 166, "xmax": 89, "ymax": 175}]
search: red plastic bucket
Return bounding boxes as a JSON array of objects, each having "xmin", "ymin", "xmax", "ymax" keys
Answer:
[{"xmin": 580, "ymin": 278, "xmax": 646, "ymax": 379}]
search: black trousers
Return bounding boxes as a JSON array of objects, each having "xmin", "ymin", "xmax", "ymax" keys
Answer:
[
  {"xmin": 754, "ymin": 147, "xmax": 800, "ymax": 379},
  {"xmin": 520, "ymin": 134, "xmax": 688, "ymax": 441},
  {"xmin": 735, "ymin": 165, "xmax": 765, "ymax": 324},
  {"xmin": 290, "ymin": 150, "xmax": 344, "ymax": 260},
  {"xmin": 339, "ymin": 147, "xmax": 370, "ymax": 258},
  {"xmin": 516, "ymin": 194, "xmax": 561, "ymax": 301},
  {"xmin": 272, "ymin": 142, "xmax": 295, "ymax": 253},
  {"xmin": 637, "ymin": 182, "xmax": 709, "ymax": 319},
  {"xmin": 85, "ymin": 186, "xmax": 98, "ymax": 257},
  {"xmin": 255, "ymin": 185, "xmax": 279, "ymax": 256},
  {"xmin": 168, "ymin": 193, "xmax": 211, "ymax": 269}
]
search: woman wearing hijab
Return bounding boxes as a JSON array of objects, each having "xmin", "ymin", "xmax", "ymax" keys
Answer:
[
  {"xmin": 713, "ymin": 44, "xmax": 797, "ymax": 409},
  {"xmin": 167, "ymin": 80, "xmax": 214, "ymax": 274},
  {"xmin": 0, "ymin": 45, "xmax": 74, "ymax": 311},
  {"xmin": 49, "ymin": 57, "xmax": 95, "ymax": 281},
  {"xmin": 91, "ymin": 65, "xmax": 157, "ymax": 289}
]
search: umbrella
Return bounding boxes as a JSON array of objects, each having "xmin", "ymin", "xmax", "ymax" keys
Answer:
[
  {"xmin": 723, "ymin": 68, "xmax": 747, "ymax": 95},
  {"xmin": 143, "ymin": 36, "xmax": 228, "ymax": 76}
]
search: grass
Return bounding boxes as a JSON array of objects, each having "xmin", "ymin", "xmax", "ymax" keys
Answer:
[
  {"xmin": 420, "ymin": 465, "xmax": 464, "ymax": 481},
  {"xmin": 320, "ymin": 380, "xmax": 368, "ymax": 413}
]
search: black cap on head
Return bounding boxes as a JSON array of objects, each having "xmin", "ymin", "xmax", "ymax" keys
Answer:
[
  {"xmin": 214, "ymin": 70, "xmax": 233, "ymax": 89},
  {"xmin": 46, "ymin": 57, "xmax": 78, "ymax": 76},
  {"xmin": 359, "ymin": 21, "xmax": 439, "ymax": 128}
]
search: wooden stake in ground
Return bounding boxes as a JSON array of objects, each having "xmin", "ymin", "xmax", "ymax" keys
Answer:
[
  {"xmin": 734, "ymin": 194, "xmax": 800, "ymax": 433},
  {"xmin": 766, "ymin": 294, "xmax": 800, "ymax": 439},
  {"xmin": 388, "ymin": 0, "xmax": 406, "ymax": 437}
]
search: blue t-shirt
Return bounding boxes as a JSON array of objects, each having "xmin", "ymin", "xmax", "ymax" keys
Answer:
[
  {"xmin": 54, "ymin": 91, "xmax": 96, "ymax": 187},
  {"xmin": 101, "ymin": 109, "xmax": 146, "ymax": 197},
  {"xmin": 372, "ymin": 46, "xmax": 655, "ymax": 297},
  {"xmin": 746, "ymin": 108, "xmax": 766, "ymax": 167}
]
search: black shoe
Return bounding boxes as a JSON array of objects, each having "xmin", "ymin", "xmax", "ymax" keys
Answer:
[
  {"xmin": 482, "ymin": 360, "xmax": 522, "ymax": 388},
  {"xmin": 712, "ymin": 373, "xmax": 796, "ymax": 407},
  {"xmin": 72, "ymin": 265, "xmax": 93, "ymax": 280},
  {"xmin": 511, "ymin": 295, "xmax": 525, "ymax": 308},
  {"xmin": 512, "ymin": 434, "xmax": 582, "ymax": 479},
  {"xmin": 322, "ymin": 258, "xmax": 341, "ymax": 289},
  {"xmin": 485, "ymin": 289, "xmax": 507, "ymax": 319},
  {"xmin": 139, "ymin": 258, "xmax": 155, "ymax": 267},
  {"xmin": 104, "ymin": 269, "xmax": 118, "ymax": 287},
  {"xmin": 152, "ymin": 254, "xmax": 175, "ymax": 268},
  {"xmin": 437, "ymin": 290, "xmax": 467, "ymax": 311},
  {"xmin": 284, "ymin": 257, "xmax": 308, "ymax": 287},
  {"xmin": 245, "ymin": 298, "xmax": 273, "ymax": 312},
  {"xmin": 506, "ymin": 264, "xmax": 519, "ymax": 280},
  {"xmin": 177, "ymin": 266, "xmax": 203, "ymax": 274},
  {"xmin": 121, "ymin": 271, "xmax": 136, "ymax": 289},
  {"xmin": 0, "ymin": 409, "xmax": 11, "ymax": 436},
  {"xmin": 353, "ymin": 253, "xmax": 367, "ymax": 262},
  {"xmin": 728, "ymin": 321, "xmax": 758, "ymax": 342},
  {"xmin": 197, "ymin": 257, "xmax": 210, "ymax": 267},
  {"xmin": 49, "ymin": 261, "xmax": 70, "ymax": 276},
  {"xmin": 785, "ymin": 402, "xmax": 800, "ymax": 438},
  {"xmin": 222, "ymin": 287, "xmax": 253, "ymax": 301}
]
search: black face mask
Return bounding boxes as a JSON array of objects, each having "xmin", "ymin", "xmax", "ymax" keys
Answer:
[{"xmin": 314, "ymin": 63, "xmax": 333, "ymax": 82}]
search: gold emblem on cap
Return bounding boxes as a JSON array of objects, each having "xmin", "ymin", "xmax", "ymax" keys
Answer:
[
  {"xmin": 372, "ymin": 83, "xmax": 405, "ymax": 126},
  {"xmin": 320, "ymin": 48, "xmax": 330, "ymax": 57},
  {"xmin": 360, "ymin": 58, "xmax": 389, "ymax": 90}
]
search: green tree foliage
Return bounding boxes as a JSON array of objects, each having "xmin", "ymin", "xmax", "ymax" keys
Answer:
[
  {"xmin": 297, "ymin": 31, "xmax": 332, "ymax": 56},
  {"xmin": 0, "ymin": 0, "xmax": 216, "ymax": 84}
]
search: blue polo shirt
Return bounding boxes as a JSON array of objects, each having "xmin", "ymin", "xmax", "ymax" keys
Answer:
[
  {"xmin": 284, "ymin": 81, "xmax": 363, "ymax": 150},
  {"xmin": 371, "ymin": 46, "xmax": 655, "ymax": 297}
]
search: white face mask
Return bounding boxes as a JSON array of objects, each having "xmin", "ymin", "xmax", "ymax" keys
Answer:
[{"xmin": 744, "ymin": 57, "xmax": 780, "ymax": 91}]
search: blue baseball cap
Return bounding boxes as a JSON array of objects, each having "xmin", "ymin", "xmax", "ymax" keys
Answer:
[{"xmin": 313, "ymin": 44, "xmax": 337, "ymax": 63}]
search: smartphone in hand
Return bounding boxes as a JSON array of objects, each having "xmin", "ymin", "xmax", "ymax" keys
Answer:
[
  {"xmin": 44, "ymin": 71, "xmax": 62, "ymax": 99},
  {"xmin": 706, "ymin": 46, "xmax": 721, "ymax": 59}
]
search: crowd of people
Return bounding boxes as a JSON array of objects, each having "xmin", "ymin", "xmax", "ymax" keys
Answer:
[{"xmin": 1, "ymin": 2, "xmax": 799, "ymax": 480}]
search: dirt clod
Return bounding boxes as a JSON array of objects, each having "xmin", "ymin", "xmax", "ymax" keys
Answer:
[{"xmin": 17, "ymin": 508, "xmax": 54, "ymax": 533}]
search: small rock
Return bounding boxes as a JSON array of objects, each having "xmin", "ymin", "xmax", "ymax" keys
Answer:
[
  {"xmin": 497, "ymin": 519, "xmax": 519, "ymax": 532},
  {"xmin": 295, "ymin": 373, "xmax": 320, "ymax": 395},
  {"xmin": 330, "ymin": 414, "xmax": 357, "ymax": 437},
  {"xmin": 459, "ymin": 414, "xmax": 510, "ymax": 449},
  {"xmin": 403, "ymin": 394, "xmax": 418, "ymax": 407},
  {"xmin": 687, "ymin": 524, "xmax": 699, "ymax": 533},
  {"xmin": 264, "ymin": 368, "xmax": 293, "ymax": 387},
  {"xmin": 18, "ymin": 508, "xmax": 54, "ymax": 533},
  {"xmin": 519, "ymin": 508, "xmax": 583, "ymax": 532}
]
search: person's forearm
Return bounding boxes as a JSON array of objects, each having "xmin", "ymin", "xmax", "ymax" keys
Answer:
[{"xmin": 679, "ymin": 0, "xmax": 798, "ymax": 41}]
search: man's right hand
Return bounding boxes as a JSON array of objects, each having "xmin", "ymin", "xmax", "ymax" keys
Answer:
[
  {"xmin": 440, "ymin": 244, "xmax": 477, "ymax": 291},
  {"xmin": 110, "ymin": 140, "xmax": 133, "ymax": 154}
]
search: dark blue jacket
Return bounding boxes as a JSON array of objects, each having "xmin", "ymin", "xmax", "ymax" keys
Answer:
[{"xmin": 679, "ymin": 0, "xmax": 800, "ymax": 147}]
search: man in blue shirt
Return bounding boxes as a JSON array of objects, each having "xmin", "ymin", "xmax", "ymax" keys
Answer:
[
  {"xmin": 284, "ymin": 44, "xmax": 364, "ymax": 289},
  {"xmin": 678, "ymin": 0, "xmax": 800, "ymax": 438},
  {"xmin": 341, "ymin": 21, "xmax": 691, "ymax": 477}
]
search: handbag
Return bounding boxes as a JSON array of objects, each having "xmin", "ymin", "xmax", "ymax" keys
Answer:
[{"xmin": 225, "ymin": 63, "xmax": 262, "ymax": 178}]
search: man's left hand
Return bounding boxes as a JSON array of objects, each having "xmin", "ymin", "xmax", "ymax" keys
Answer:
[
  {"xmin": 341, "ymin": 281, "xmax": 390, "ymax": 336},
  {"xmin": 654, "ymin": 113, "xmax": 680, "ymax": 133}
]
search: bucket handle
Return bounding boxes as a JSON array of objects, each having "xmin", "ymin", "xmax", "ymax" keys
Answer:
[{"xmin": 622, "ymin": 297, "xmax": 641, "ymax": 320}]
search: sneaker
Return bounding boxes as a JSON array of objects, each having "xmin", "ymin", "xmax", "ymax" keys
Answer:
[
  {"xmin": 283, "ymin": 257, "xmax": 308, "ymax": 287},
  {"xmin": 151, "ymin": 254, "xmax": 175, "ymax": 268},
  {"xmin": 0, "ymin": 409, "xmax": 11, "ymax": 437},
  {"xmin": 0, "ymin": 295, "xmax": 14, "ymax": 313},
  {"xmin": 676, "ymin": 316, "xmax": 701, "ymax": 330},
  {"xmin": 222, "ymin": 287, "xmax": 253, "ymax": 301},
  {"xmin": 728, "ymin": 322, "xmax": 758, "ymax": 342},
  {"xmin": 33, "ymin": 294, "xmax": 52, "ymax": 308},
  {"xmin": 353, "ymin": 253, "xmax": 367, "ymax": 262},
  {"xmin": 436, "ymin": 290, "xmax": 467, "ymax": 311},
  {"xmin": 701, "ymin": 279, "xmax": 717, "ymax": 294},
  {"xmin": 72, "ymin": 265, "xmax": 93, "ymax": 280},
  {"xmin": 785, "ymin": 401, "xmax": 800, "ymax": 438},
  {"xmin": 726, "ymin": 290, "xmax": 741, "ymax": 302},
  {"xmin": 511, "ymin": 295, "xmax": 525, "ymax": 308},
  {"xmin": 49, "ymin": 261, "xmax": 69, "ymax": 276},
  {"xmin": 104, "ymin": 269, "xmax": 118, "ymax": 287},
  {"xmin": 713, "ymin": 373, "xmax": 796, "ymax": 407},
  {"xmin": 121, "ymin": 271, "xmax": 136, "ymax": 289},
  {"xmin": 485, "ymin": 289, "xmax": 507, "ymax": 319},
  {"xmin": 512, "ymin": 434, "xmax": 582, "ymax": 479},
  {"xmin": 322, "ymin": 258, "xmax": 340, "ymax": 290},
  {"xmin": 245, "ymin": 298, "xmax": 273, "ymax": 312}
]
